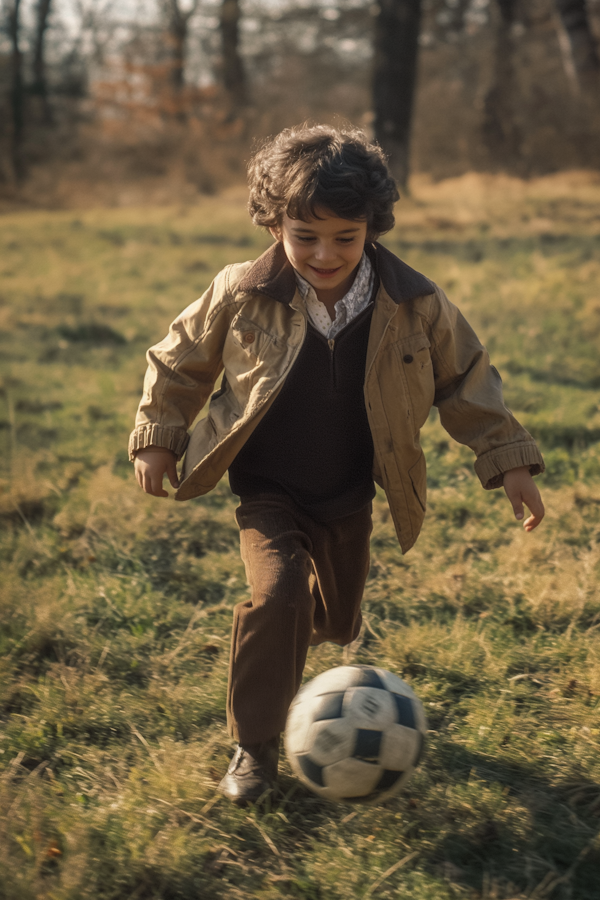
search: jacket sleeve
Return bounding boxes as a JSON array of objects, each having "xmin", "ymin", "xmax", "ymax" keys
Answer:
[
  {"xmin": 427, "ymin": 285, "xmax": 544, "ymax": 489},
  {"xmin": 128, "ymin": 267, "xmax": 234, "ymax": 461}
]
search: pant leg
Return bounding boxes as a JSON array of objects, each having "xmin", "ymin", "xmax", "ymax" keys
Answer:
[
  {"xmin": 227, "ymin": 495, "xmax": 372, "ymax": 746},
  {"xmin": 228, "ymin": 496, "xmax": 316, "ymax": 746},
  {"xmin": 308, "ymin": 503, "xmax": 373, "ymax": 647}
]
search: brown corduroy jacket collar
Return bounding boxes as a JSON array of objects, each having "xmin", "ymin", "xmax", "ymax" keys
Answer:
[{"xmin": 237, "ymin": 240, "xmax": 434, "ymax": 306}]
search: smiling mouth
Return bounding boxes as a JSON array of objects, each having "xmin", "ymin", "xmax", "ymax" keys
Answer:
[{"xmin": 309, "ymin": 265, "xmax": 342, "ymax": 277}]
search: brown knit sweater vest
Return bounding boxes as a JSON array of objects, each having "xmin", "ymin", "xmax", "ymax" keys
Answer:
[{"xmin": 228, "ymin": 303, "xmax": 375, "ymax": 521}]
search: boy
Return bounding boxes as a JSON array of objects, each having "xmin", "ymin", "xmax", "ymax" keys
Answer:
[{"xmin": 130, "ymin": 125, "xmax": 545, "ymax": 806}]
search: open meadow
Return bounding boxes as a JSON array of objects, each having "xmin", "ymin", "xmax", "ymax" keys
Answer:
[{"xmin": 2, "ymin": 172, "xmax": 600, "ymax": 899}]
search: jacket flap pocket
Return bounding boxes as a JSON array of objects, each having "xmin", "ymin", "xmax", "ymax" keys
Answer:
[
  {"xmin": 399, "ymin": 333, "xmax": 430, "ymax": 353},
  {"xmin": 397, "ymin": 333, "xmax": 432, "ymax": 370},
  {"xmin": 230, "ymin": 313, "xmax": 275, "ymax": 356}
]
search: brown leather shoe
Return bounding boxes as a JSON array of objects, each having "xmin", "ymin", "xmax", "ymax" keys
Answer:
[{"xmin": 218, "ymin": 736, "xmax": 279, "ymax": 806}]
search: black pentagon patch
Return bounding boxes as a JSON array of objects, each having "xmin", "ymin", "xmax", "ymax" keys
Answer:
[
  {"xmin": 313, "ymin": 692, "xmax": 345, "ymax": 721},
  {"xmin": 353, "ymin": 729, "xmax": 382, "ymax": 763},
  {"xmin": 413, "ymin": 732, "xmax": 425, "ymax": 768},
  {"xmin": 392, "ymin": 693, "xmax": 416, "ymax": 729},
  {"xmin": 350, "ymin": 666, "xmax": 386, "ymax": 690},
  {"xmin": 297, "ymin": 754, "xmax": 324, "ymax": 787},
  {"xmin": 376, "ymin": 769, "xmax": 404, "ymax": 792}
]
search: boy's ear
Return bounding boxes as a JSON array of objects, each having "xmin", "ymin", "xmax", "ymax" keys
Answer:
[{"xmin": 269, "ymin": 225, "xmax": 282, "ymax": 242}]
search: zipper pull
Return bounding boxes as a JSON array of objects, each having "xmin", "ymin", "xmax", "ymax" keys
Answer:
[{"xmin": 328, "ymin": 338, "xmax": 335, "ymax": 386}]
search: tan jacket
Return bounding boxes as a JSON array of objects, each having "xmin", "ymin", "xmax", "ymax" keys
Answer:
[{"xmin": 129, "ymin": 241, "xmax": 544, "ymax": 552}]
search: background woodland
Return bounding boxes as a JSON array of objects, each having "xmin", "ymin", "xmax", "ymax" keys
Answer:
[{"xmin": 1, "ymin": 0, "xmax": 600, "ymax": 206}]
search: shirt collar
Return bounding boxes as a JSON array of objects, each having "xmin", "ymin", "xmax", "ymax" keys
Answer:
[{"xmin": 237, "ymin": 240, "xmax": 434, "ymax": 307}]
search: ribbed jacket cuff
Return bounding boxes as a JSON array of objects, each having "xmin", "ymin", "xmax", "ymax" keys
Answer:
[
  {"xmin": 128, "ymin": 425, "xmax": 190, "ymax": 462},
  {"xmin": 474, "ymin": 442, "xmax": 545, "ymax": 490}
]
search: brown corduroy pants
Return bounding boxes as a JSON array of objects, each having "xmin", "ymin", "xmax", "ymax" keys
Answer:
[{"xmin": 227, "ymin": 494, "xmax": 373, "ymax": 746}]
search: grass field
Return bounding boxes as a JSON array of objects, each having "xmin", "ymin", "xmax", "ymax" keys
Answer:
[{"xmin": 1, "ymin": 172, "xmax": 600, "ymax": 899}]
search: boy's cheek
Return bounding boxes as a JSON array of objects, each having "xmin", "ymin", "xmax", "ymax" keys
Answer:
[{"xmin": 281, "ymin": 241, "xmax": 300, "ymax": 266}]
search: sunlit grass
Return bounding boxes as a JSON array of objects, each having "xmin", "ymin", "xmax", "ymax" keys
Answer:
[{"xmin": 1, "ymin": 172, "xmax": 600, "ymax": 898}]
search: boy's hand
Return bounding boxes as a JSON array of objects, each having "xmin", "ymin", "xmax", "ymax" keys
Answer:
[
  {"xmin": 503, "ymin": 466, "xmax": 545, "ymax": 531},
  {"xmin": 134, "ymin": 447, "xmax": 180, "ymax": 497}
]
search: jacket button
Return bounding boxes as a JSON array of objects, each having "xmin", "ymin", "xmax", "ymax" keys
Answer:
[
  {"xmin": 243, "ymin": 332, "xmax": 255, "ymax": 344},
  {"xmin": 403, "ymin": 353, "xmax": 414, "ymax": 363}
]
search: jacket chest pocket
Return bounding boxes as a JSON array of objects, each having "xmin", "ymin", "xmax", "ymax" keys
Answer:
[
  {"xmin": 394, "ymin": 333, "xmax": 434, "ymax": 429},
  {"xmin": 229, "ymin": 313, "xmax": 277, "ymax": 360},
  {"xmin": 224, "ymin": 313, "xmax": 285, "ymax": 402}
]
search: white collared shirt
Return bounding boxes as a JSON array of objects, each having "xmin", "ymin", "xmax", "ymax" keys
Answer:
[{"xmin": 295, "ymin": 252, "xmax": 375, "ymax": 339}]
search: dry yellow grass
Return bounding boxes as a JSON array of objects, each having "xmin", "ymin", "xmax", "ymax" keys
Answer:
[{"xmin": 1, "ymin": 171, "xmax": 600, "ymax": 899}]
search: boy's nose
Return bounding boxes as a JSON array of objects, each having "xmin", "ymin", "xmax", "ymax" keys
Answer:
[{"xmin": 313, "ymin": 244, "xmax": 337, "ymax": 263}]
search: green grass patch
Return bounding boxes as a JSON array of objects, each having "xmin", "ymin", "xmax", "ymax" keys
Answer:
[{"xmin": 1, "ymin": 177, "xmax": 600, "ymax": 898}]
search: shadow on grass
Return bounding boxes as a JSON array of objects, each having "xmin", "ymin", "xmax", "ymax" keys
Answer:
[
  {"xmin": 423, "ymin": 741, "xmax": 600, "ymax": 898},
  {"xmin": 264, "ymin": 740, "xmax": 600, "ymax": 900}
]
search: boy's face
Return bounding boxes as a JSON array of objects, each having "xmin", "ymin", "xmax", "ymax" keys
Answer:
[{"xmin": 270, "ymin": 210, "xmax": 368, "ymax": 303}]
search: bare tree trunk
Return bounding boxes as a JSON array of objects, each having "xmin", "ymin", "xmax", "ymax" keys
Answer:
[
  {"xmin": 160, "ymin": 0, "xmax": 198, "ymax": 114},
  {"xmin": 373, "ymin": 0, "xmax": 422, "ymax": 191},
  {"xmin": 220, "ymin": 0, "xmax": 247, "ymax": 111},
  {"xmin": 482, "ymin": 0, "xmax": 522, "ymax": 169},
  {"xmin": 553, "ymin": 0, "xmax": 600, "ymax": 94},
  {"xmin": 32, "ymin": 0, "xmax": 53, "ymax": 125},
  {"xmin": 5, "ymin": 0, "xmax": 25, "ymax": 182}
]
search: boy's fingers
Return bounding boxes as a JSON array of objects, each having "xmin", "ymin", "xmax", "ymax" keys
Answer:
[
  {"xmin": 504, "ymin": 471, "xmax": 545, "ymax": 531},
  {"xmin": 508, "ymin": 493, "xmax": 524, "ymax": 521},
  {"xmin": 151, "ymin": 473, "xmax": 168, "ymax": 497},
  {"xmin": 142, "ymin": 471, "xmax": 167, "ymax": 497},
  {"xmin": 523, "ymin": 512, "xmax": 542, "ymax": 531},
  {"xmin": 523, "ymin": 494, "xmax": 545, "ymax": 531},
  {"xmin": 134, "ymin": 451, "xmax": 177, "ymax": 497},
  {"xmin": 166, "ymin": 458, "xmax": 180, "ymax": 489}
]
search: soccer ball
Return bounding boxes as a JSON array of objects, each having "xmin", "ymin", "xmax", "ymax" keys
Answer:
[{"xmin": 284, "ymin": 665, "xmax": 426, "ymax": 803}]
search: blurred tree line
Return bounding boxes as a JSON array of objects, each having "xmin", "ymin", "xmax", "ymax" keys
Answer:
[{"xmin": 0, "ymin": 0, "xmax": 599, "ymax": 203}]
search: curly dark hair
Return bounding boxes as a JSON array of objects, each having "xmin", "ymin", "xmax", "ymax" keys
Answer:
[{"xmin": 247, "ymin": 124, "xmax": 399, "ymax": 240}]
